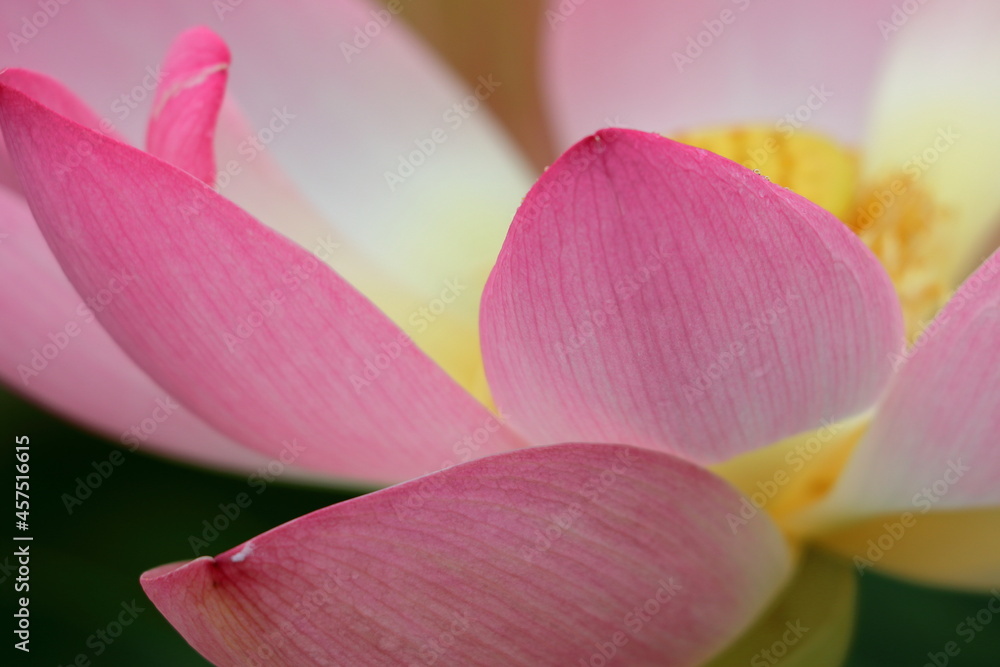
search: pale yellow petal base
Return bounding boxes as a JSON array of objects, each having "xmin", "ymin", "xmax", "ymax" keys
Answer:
[
  {"xmin": 817, "ymin": 508, "xmax": 1000, "ymax": 592},
  {"xmin": 705, "ymin": 551, "xmax": 857, "ymax": 667}
]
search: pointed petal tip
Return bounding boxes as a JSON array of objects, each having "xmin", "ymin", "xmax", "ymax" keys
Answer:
[
  {"xmin": 147, "ymin": 25, "xmax": 232, "ymax": 184},
  {"xmin": 141, "ymin": 557, "xmax": 212, "ymax": 585}
]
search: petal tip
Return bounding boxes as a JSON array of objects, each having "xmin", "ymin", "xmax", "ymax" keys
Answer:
[{"xmin": 140, "ymin": 556, "xmax": 213, "ymax": 586}]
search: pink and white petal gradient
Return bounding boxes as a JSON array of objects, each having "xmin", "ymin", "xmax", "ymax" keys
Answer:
[
  {"xmin": 543, "ymin": 0, "xmax": 901, "ymax": 150},
  {"xmin": 141, "ymin": 444, "xmax": 792, "ymax": 666},
  {"xmin": 145, "ymin": 26, "xmax": 230, "ymax": 186},
  {"xmin": 208, "ymin": 96, "xmax": 431, "ymax": 351},
  {"xmin": 0, "ymin": 68, "xmax": 269, "ymax": 471},
  {"xmin": 0, "ymin": 83, "xmax": 524, "ymax": 484},
  {"xmin": 815, "ymin": 250, "xmax": 1000, "ymax": 521},
  {"xmin": 481, "ymin": 129, "xmax": 904, "ymax": 464},
  {"xmin": 860, "ymin": 0, "xmax": 1000, "ymax": 281},
  {"xmin": 0, "ymin": 0, "xmax": 533, "ymax": 310}
]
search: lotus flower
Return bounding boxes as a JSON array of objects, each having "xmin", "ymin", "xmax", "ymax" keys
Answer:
[{"xmin": 2, "ymin": 1, "xmax": 999, "ymax": 665}]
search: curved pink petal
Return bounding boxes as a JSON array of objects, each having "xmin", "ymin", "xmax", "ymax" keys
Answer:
[
  {"xmin": 1, "ymin": 8, "xmax": 376, "ymax": 298},
  {"xmin": 0, "ymin": 70, "xmax": 266, "ymax": 471},
  {"xmin": 481, "ymin": 129, "xmax": 904, "ymax": 464},
  {"xmin": 0, "ymin": 83, "xmax": 524, "ymax": 484},
  {"xmin": 815, "ymin": 251, "xmax": 1000, "ymax": 522},
  {"xmin": 146, "ymin": 26, "xmax": 230, "ymax": 185},
  {"xmin": 208, "ymin": 94, "xmax": 423, "ymax": 335},
  {"xmin": 0, "ymin": 67, "xmax": 121, "ymax": 137},
  {"xmin": 0, "ymin": 0, "xmax": 533, "ymax": 310},
  {"xmin": 0, "ymin": 187, "xmax": 270, "ymax": 470},
  {"xmin": 543, "ymin": 0, "xmax": 901, "ymax": 151},
  {"xmin": 142, "ymin": 444, "xmax": 792, "ymax": 666},
  {"xmin": 0, "ymin": 67, "xmax": 124, "ymax": 193}
]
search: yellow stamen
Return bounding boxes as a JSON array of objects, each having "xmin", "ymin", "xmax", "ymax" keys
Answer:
[
  {"xmin": 675, "ymin": 124, "xmax": 954, "ymax": 340},
  {"xmin": 673, "ymin": 126, "xmax": 858, "ymax": 221},
  {"xmin": 848, "ymin": 176, "xmax": 954, "ymax": 339},
  {"xmin": 676, "ymin": 125, "xmax": 956, "ymax": 537}
]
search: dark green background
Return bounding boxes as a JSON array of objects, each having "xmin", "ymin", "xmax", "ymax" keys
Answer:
[{"xmin": 2, "ymin": 388, "xmax": 997, "ymax": 666}]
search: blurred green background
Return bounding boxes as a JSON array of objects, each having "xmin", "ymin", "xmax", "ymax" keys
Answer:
[{"xmin": 3, "ymin": 386, "xmax": 998, "ymax": 666}]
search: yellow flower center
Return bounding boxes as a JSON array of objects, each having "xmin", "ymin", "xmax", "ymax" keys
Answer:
[
  {"xmin": 675, "ymin": 125, "xmax": 955, "ymax": 533},
  {"xmin": 674, "ymin": 125, "xmax": 954, "ymax": 339},
  {"xmin": 673, "ymin": 126, "xmax": 859, "ymax": 220},
  {"xmin": 408, "ymin": 127, "xmax": 958, "ymax": 539},
  {"xmin": 848, "ymin": 175, "xmax": 954, "ymax": 340}
]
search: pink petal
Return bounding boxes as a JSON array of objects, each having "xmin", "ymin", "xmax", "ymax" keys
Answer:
[
  {"xmin": 1, "ymin": 0, "xmax": 533, "ymax": 311},
  {"xmin": 2, "ymin": 10, "xmax": 367, "ymax": 297},
  {"xmin": 815, "ymin": 251, "xmax": 1000, "ymax": 521},
  {"xmin": 0, "ymin": 82, "xmax": 524, "ymax": 484},
  {"xmin": 481, "ymin": 129, "xmax": 904, "ymax": 463},
  {"xmin": 0, "ymin": 67, "xmax": 124, "ymax": 193},
  {"xmin": 0, "ymin": 69, "xmax": 265, "ymax": 471},
  {"xmin": 141, "ymin": 444, "xmax": 792, "ymax": 666},
  {"xmin": 208, "ymin": 95, "xmax": 424, "ymax": 342},
  {"xmin": 543, "ymin": 0, "xmax": 901, "ymax": 151},
  {"xmin": 146, "ymin": 26, "xmax": 230, "ymax": 185},
  {"xmin": 0, "ymin": 186, "xmax": 269, "ymax": 471},
  {"xmin": 0, "ymin": 67, "xmax": 121, "ymax": 137}
]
